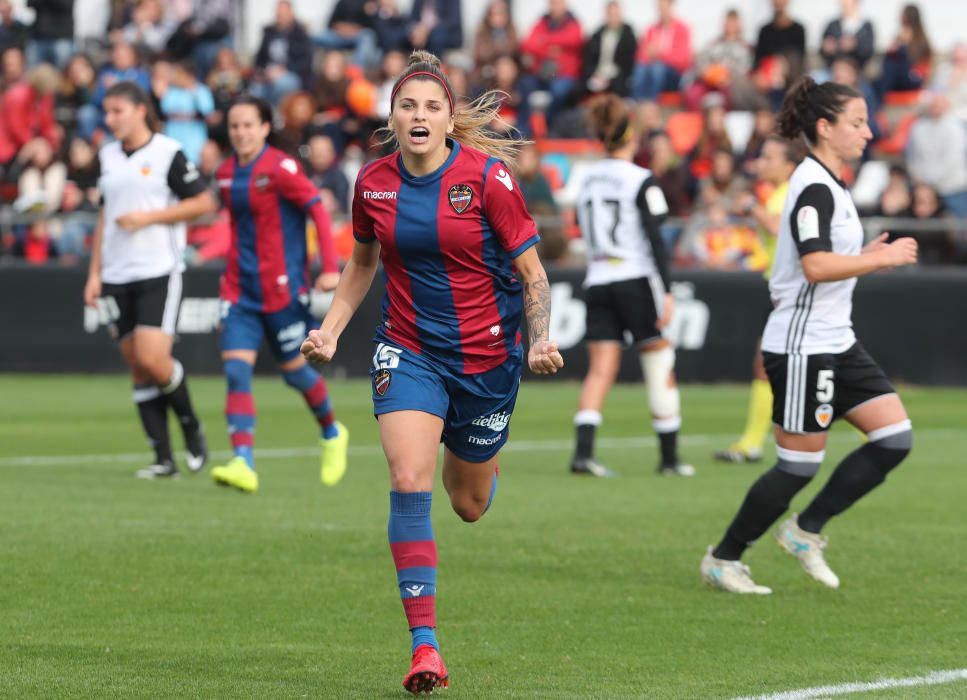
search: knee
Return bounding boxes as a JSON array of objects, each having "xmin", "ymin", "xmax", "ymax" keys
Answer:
[
  {"xmin": 390, "ymin": 469, "xmax": 428, "ymax": 494},
  {"xmin": 135, "ymin": 355, "xmax": 171, "ymax": 385},
  {"xmin": 450, "ymin": 495, "xmax": 487, "ymax": 523}
]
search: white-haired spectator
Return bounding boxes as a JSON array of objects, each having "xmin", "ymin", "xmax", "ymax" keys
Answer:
[
  {"xmin": 906, "ymin": 92, "xmax": 967, "ymax": 218},
  {"xmin": 932, "ymin": 42, "xmax": 967, "ymax": 125}
]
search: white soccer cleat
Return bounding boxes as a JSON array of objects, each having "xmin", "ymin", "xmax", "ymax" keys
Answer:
[
  {"xmin": 700, "ymin": 547, "xmax": 773, "ymax": 595},
  {"xmin": 775, "ymin": 514, "xmax": 840, "ymax": 589}
]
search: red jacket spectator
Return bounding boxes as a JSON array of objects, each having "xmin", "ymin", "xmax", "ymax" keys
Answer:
[
  {"xmin": 0, "ymin": 78, "xmax": 60, "ymax": 164},
  {"xmin": 636, "ymin": 16, "xmax": 692, "ymax": 73},
  {"xmin": 520, "ymin": 10, "xmax": 584, "ymax": 80}
]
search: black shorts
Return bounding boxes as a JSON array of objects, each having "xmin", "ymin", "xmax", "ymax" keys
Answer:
[
  {"xmin": 584, "ymin": 277, "xmax": 663, "ymax": 345},
  {"xmin": 763, "ymin": 341, "xmax": 895, "ymax": 434},
  {"xmin": 100, "ymin": 273, "xmax": 182, "ymax": 340}
]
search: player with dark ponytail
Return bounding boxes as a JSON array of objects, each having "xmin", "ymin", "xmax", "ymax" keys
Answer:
[
  {"xmin": 701, "ymin": 77, "xmax": 918, "ymax": 594},
  {"xmin": 569, "ymin": 93, "xmax": 692, "ymax": 478}
]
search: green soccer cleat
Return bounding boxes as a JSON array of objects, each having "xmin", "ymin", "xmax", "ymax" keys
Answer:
[
  {"xmin": 320, "ymin": 421, "xmax": 349, "ymax": 487},
  {"xmin": 211, "ymin": 456, "xmax": 258, "ymax": 493}
]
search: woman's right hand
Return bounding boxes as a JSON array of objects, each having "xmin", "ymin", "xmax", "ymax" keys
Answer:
[
  {"xmin": 301, "ymin": 328, "xmax": 338, "ymax": 365},
  {"xmin": 84, "ymin": 275, "xmax": 101, "ymax": 308},
  {"xmin": 876, "ymin": 236, "xmax": 919, "ymax": 269}
]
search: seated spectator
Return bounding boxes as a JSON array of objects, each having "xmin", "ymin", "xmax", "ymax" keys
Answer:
[
  {"xmin": 1, "ymin": 44, "xmax": 24, "ymax": 91},
  {"xmin": 58, "ymin": 136, "xmax": 101, "ymax": 259},
  {"xmin": 871, "ymin": 165, "xmax": 912, "ymax": 218},
  {"xmin": 472, "ymin": 0, "xmax": 518, "ymax": 89},
  {"xmin": 304, "ymin": 132, "xmax": 349, "ymax": 215},
  {"xmin": 0, "ymin": 63, "xmax": 61, "ymax": 184},
  {"xmin": 251, "ymin": 0, "xmax": 313, "ymax": 105},
  {"xmin": 0, "ymin": 0, "xmax": 28, "ymax": 54},
  {"xmin": 375, "ymin": 49, "xmax": 407, "ymax": 120},
  {"xmin": 518, "ymin": 0, "xmax": 584, "ymax": 135},
  {"xmin": 932, "ymin": 42, "xmax": 967, "ymax": 125},
  {"xmin": 830, "ymin": 55, "xmax": 880, "ymax": 152},
  {"xmin": 121, "ymin": 0, "xmax": 175, "ymax": 59},
  {"xmin": 26, "ymin": 0, "xmax": 74, "ymax": 69},
  {"xmin": 371, "ymin": 0, "xmax": 410, "ymax": 55},
  {"xmin": 819, "ymin": 0, "xmax": 874, "ymax": 73},
  {"xmin": 408, "ymin": 0, "xmax": 462, "ymax": 59},
  {"xmin": 517, "ymin": 142, "xmax": 566, "ymax": 261},
  {"xmin": 753, "ymin": 0, "xmax": 805, "ymax": 108},
  {"xmin": 312, "ymin": 50, "xmax": 351, "ymax": 145},
  {"xmin": 314, "ymin": 0, "xmax": 378, "ymax": 70},
  {"xmin": 280, "ymin": 90, "xmax": 318, "ymax": 149},
  {"xmin": 683, "ymin": 201, "xmax": 767, "ymax": 271},
  {"xmin": 92, "ymin": 39, "xmax": 150, "ymax": 110},
  {"xmin": 906, "ymin": 92, "xmax": 967, "ymax": 218},
  {"xmin": 13, "ymin": 135, "xmax": 65, "ymax": 214},
  {"xmin": 694, "ymin": 147, "xmax": 748, "ymax": 216},
  {"xmin": 158, "ymin": 60, "xmax": 215, "ymax": 165},
  {"xmin": 739, "ymin": 103, "xmax": 776, "ymax": 177},
  {"xmin": 875, "ymin": 3, "xmax": 933, "ymax": 99},
  {"xmin": 198, "ymin": 139, "xmax": 223, "ymax": 178},
  {"xmin": 164, "ymin": 0, "xmax": 235, "ymax": 80},
  {"xmin": 487, "ymin": 54, "xmax": 524, "ymax": 131},
  {"xmin": 205, "ymin": 47, "xmax": 247, "ymax": 147},
  {"xmin": 689, "ymin": 91, "xmax": 732, "ymax": 179},
  {"xmin": 643, "ymin": 130, "xmax": 692, "ymax": 217},
  {"xmin": 56, "ymin": 54, "xmax": 98, "ymax": 141},
  {"xmin": 582, "ymin": 0, "xmax": 635, "ymax": 98},
  {"xmin": 892, "ymin": 183, "xmax": 955, "ymax": 264},
  {"xmin": 686, "ymin": 8, "xmax": 755, "ymax": 111},
  {"xmin": 12, "ymin": 220, "xmax": 58, "ymax": 263},
  {"xmin": 632, "ymin": 0, "xmax": 692, "ymax": 100}
]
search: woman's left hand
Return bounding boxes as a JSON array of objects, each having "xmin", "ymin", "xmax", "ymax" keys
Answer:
[
  {"xmin": 116, "ymin": 211, "xmax": 153, "ymax": 232},
  {"xmin": 528, "ymin": 340, "xmax": 564, "ymax": 375}
]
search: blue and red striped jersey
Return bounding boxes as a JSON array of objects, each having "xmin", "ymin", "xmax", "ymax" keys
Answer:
[
  {"xmin": 353, "ymin": 140, "xmax": 540, "ymax": 375},
  {"xmin": 217, "ymin": 145, "xmax": 323, "ymax": 313}
]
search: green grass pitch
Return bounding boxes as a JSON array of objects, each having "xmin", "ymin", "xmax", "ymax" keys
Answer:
[{"xmin": 2, "ymin": 374, "xmax": 965, "ymax": 699}]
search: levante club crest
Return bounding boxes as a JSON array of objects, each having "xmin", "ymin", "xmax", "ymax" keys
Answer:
[
  {"xmin": 448, "ymin": 184, "xmax": 473, "ymax": 214},
  {"xmin": 374, "ymin": 369, "xmax": 392, "ymax": 396}
]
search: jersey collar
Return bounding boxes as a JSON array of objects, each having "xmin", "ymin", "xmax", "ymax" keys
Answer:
[
  {"xmin": 121, "ymin": 133, "xmax": 154, "ymax": 157},
  {"xmin": 397, "ymin": 138, "xmax": 460, "ymax": 185},
  {"xmin": 235, "ymin": 144, "xmax": 269, "ymax": 170},
  {"xmin": 807, "ymin": 153, "xmax": 847, "ymax": 189}
]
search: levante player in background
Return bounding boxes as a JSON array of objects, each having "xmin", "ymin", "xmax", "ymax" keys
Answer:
[
  {"xmin": 209, "ymin": 95, "xmax": 348, "ymax": 494},
  {"xmin": 302, "ymin": 51, "xmax": 563, "ymax": 694}
]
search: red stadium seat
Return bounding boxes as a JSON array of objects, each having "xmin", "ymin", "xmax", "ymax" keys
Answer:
[
  {"xmin": 874, "ymin": 113, "xmax": 917, "ymax": 156},
  {"xmin": 883, "ymin": 90, "xmax": 923, "ymax": 107},
  {"xmin": 536, "ymin": 138, "xmax": 602, "ymax": 155},
  {"xmin": 665, "ymin": 111, "xmax": 703, "ymax": 156},
  {"xmin": 541, "ymin": 163, "xmax": 564, "ymax": 191},
  {"xmin": 658, "ymin": 91, "xmax": 683, "ymax": 108}
]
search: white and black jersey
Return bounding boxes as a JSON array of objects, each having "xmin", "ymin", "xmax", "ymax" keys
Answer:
[
  {"xmin": 575, "ymin": 158, "xmax": 671, "ymax": 292},
  {"xmin": 97, "ymin": 134, "xmax": 207, "ymax": 285},
  {"xmin": 762, "ymin": 155, "xmax": 864, "ymax": 356}
]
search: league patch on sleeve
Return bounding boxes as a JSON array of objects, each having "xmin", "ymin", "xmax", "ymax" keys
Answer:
[
  {"xmin": 796, "ymin": 205, "xmax": 820, "ymax": 241},
  {"xmin": 645, "ymin": 186, "xmax": 669, "ymax": 216}
]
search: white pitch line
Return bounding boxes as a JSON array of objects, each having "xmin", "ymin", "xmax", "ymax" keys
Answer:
[
  {"xmin": 733, "ymin": 667, "xmax": 967, "ymax": 700},
  {"xmin": 0, "ymin": 428, "xmax": 961, "ymax": 469}
]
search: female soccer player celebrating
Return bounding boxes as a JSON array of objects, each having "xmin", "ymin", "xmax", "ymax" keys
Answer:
[
  {"xmin": 302, "ymin": 50, "xmax": 563, "ymax": 694},
  {"xmin": 701, "ymin": 78, "xmax": 918, "ymax": 594},
  {"xmin": 84, "ymin": 81, "xmax": 217, "ymax": 479},
  {"xmin": 209, "ymin": 96, "xmax": 348, "ymax": 494},
  {"xmin": 569, "ymin": 93, "xmax": 692, "ymax": 478}
]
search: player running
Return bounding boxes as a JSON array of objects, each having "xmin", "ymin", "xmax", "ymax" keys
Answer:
[
  {"xmin": 569, "ymin": 93, "xmax": 692, "ymax": 478},
  {"xmin": 210, "ymin": 95, "xmax": 348, "ymax": 494},
  {"xmin": 714, "ymin": 135, "xmax": 805, "ymax": 465},
  {"xmin": 301, "ymin": 50, "xmax": 563, "ymax": 694},
  {"xmin": 84, "ymin": 81, "xmax": 217, "ymax": 479},
  {"xmin": 700, "ymin": 78, "xmax": 918, "ymax": 594}
]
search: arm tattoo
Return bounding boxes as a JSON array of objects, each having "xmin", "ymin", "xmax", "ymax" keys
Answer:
[{"xmin": 524, "ymin": 274, "xmax": 551, "ymax": 345}]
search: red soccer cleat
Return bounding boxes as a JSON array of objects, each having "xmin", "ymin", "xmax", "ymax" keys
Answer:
[{"xmin": 403, "ymin": 644, "xmax": 449, "ymax": 695}]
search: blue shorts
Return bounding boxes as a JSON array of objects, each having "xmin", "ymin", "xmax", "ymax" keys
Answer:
[
  {"xmin": 369, "ymin": 340, "xmax": 523, "ymax": 463},
  {"xmin": 220, "ymin": 299, "xmax": 315, "ymax": 363}
]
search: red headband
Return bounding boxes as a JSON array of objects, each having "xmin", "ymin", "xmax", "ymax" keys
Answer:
[{"xmin": 390, "ymin": 71, "xmax": 454, "ymax": 113}]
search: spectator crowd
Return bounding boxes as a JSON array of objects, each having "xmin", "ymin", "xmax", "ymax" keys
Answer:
[{"xmin": 1, "ymin": 0, "xmax": 966, "ymax": 265}]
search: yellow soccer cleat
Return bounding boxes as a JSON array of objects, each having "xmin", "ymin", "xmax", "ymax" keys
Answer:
[
  {"xmin": 320, "ymin": 421, "xmax": 349, "ymax": 487},
  {"xmin": 211, "ymin": 456, "xmax": 259, "ymax": 493}
]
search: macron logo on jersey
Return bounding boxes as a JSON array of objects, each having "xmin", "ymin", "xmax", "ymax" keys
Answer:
[
  {"xmin": 495, "ymin": 169, "xmax": 513, "ymax": 192},
  {"xmin": 363, "ymin": 190, "xmax": 398, "ymax": 200}
]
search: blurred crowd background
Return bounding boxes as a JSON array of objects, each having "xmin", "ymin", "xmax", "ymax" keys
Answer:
[{"xmin": 2, "ymin": 0, "xmax": 967, "ymax": 268}]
